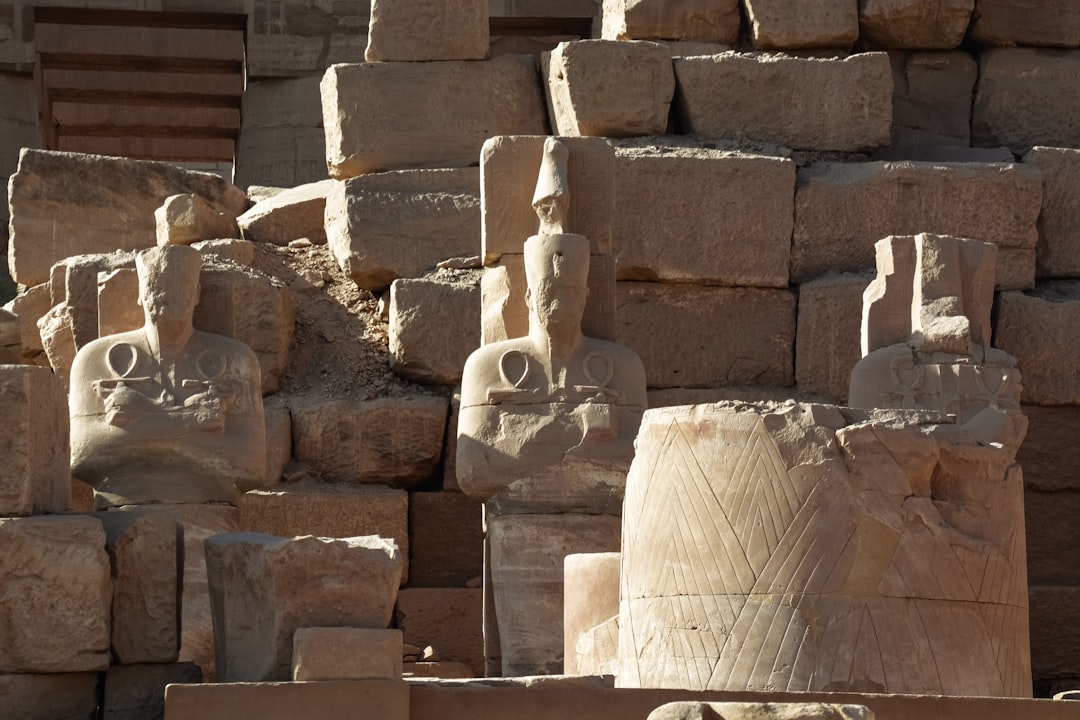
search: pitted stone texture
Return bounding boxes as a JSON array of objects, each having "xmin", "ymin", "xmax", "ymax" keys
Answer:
[
  {"xmin": 366, "ymin": 0, "xmax": 487, "ymax": 62},
  {"xmin": 859, "ymin": 0, "xmax": 973, "ymax": 48},
  {"xmin": 322, "ymin": 57, "xmax": 546, "ymax": 178},
  {"xmin": 103, "ymin": 662, "xmax": 201, "ymax": 720},
  {"xmin": 617, "ymin": 283, "xmax": 796, "ymax": 388},
  {"xmin": 0, "ymin": 515, "xmax": 111, "ymax": 673},
  {"xmin": 396, "ymin": 588, "xmax": 483, "ymax": 677},
  {"xmin": 1024, "ymin": 489, "xmax": 1080, "ymax": 585},
  {"xmin": 408, "ymin": 492, "xmax": 484, "ymax": 588},
  {"xmin": 0, "ymin": 365, "xmax": 69, "ymax": 515},
  {"xmin": 326, "ymin": 168, "xmax": 481, "ymax": 292},
  {"xmin": 1029, "ymin": 586, "xmax": 1080, "ymax": 683},
  {"xmin": 973, "ymin": 49, "xmax": 1080, "ymax": 152},
  {"xmin": 970, "ymin": 0, "xmax": 1080, "ymax": 48},
  {"xmin": 792, "ymin": 161, "xmax": 1042, "ymax": 288},
  {"xmin": 291, "ymin": 396, "xmax": 448, "ymax": 487},
  {"xmin": 237, "ymin": 179, "xmax": 335, "ymax": 245},
  {"xmin": 1019, "ymin": 406, "xmax": 1080, "ymax": 493},
  {"xmin": 889, "ymin": 51, "xmax": 977, "ymax": 148},
  {"xmin": 390, "ymin": 276, "xmax": 481, "ymax": 386},
  {"xmin": 545, "ymin": 40, "xmax": 674, "ymax": 137},
  {"xmin": 996, "ymin": 284, "xmax": 1080, "ymax": 405},
  {"xmin": 674, "ymin": 53, "xmax": 892, "ymax": 152},
  {"xmin": 612, "ymin": 146, "xmax": 793, "ymax": 286},
  {"xmin": 743, "ymin": 0, "xmax": 858, "ymax": 49},
  {"xmin": 206, "ymin": 532, "xmax": 404, "ymax": 682},
  {"xmin": 155, "ymin": 193, "xmax": 239, "ymax": 247},
  {"xmin": 796, "ymin": 273, "xmax": 870, "ymax": 403},
  {"xmin": 292, "ymin": 628, "xmax": 403, "ymax": 681},
  {"xmin": 648, "ymin": 702, "xmax": 873, "ymax": 720},
  {"xmin": 1024, "ymin": 147, "xmax": 1080, "ymax": 277},
  {"xmin": 234, "ymin": 77, "xmax": 325, "ymax": 190},
  {"xmin": 564, "ymin": 552, "xmax": 621, "ymax": 677},
  {"xmin": 601, "ymin": 0, "xmax": 741, "ymax": 43},
  {"xmin": 0, "ymin": 673, "xmax": 99, "ymax": 720},
  {"xmin": 7, "ymin": 149, "xmax": 246, "ymax": 286}
]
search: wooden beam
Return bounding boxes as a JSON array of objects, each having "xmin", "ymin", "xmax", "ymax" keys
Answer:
[
  {"xmin": 56, "ymin": 124, "xmax": 238, "ymax": 140},
  {"xmin": 35, "ymin": 24, "xmax": 244, "ymax": 62},
  {"xmin": 57, "ymin": 135, "xmax": 235, "ymax": 163},
  {"xmin": 48, "ymin": 89, "xmax": 241, "ymax": 109},
  {"xmin": 33, "ymin": 8, "xmax": 247, "ymax": 32},
  {"xmin": 38, "ymin": 53, "xmax": 242, "ymax": 75},
  {"xmin": 43, "ymin": 69, "xmax": 243, "ymax": 97},
  {"xmin": 51, "ymin": 103, "xmax": 240, "ymax": 131}
]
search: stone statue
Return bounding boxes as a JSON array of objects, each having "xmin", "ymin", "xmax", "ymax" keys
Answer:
[{"xmin": 70, "ymin": 245, "xmax": 265, "ymax": 508}]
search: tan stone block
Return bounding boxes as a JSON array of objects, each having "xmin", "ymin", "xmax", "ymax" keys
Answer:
[
  {"xmin": 674, "ymin": 53, "xmax": 892, "ymax": 152},
  {"xmin": 291, "ymin": 396, "xmax": 448, "ymax": 488},
  {"xmin": 744, "ymin": 0, "xmax": 858, "ymax": 49},
  {"xmin": 390, "ymin": 276, "xmax": 481, "ymax": 386},
  {"xmin": 7, "ymin": 149, "xmax": 246, "ymax": 286},
  {"xmin": 1024, "ymin": 489, "xmax": 1080, "ymax": 586},
  {"xmin": 889, "ymin": 51, "xmax": 977, "ymax": 148},
  {"xmin": 395, "ymin": 588, "xmax": 483, "ymax": 677},
  {"xmin": 155, "ymin": 193, "xmax": 239, "ymax": 246},
  {"xmin": 1024, "ymin": 147, "xmax": 1080, "ymax": 278},
  {"xmin": 0, "ymin": 673, "xmax": 99, "ymax": 720},
  {"xmin": 36, "ymin": 301, "xmax": 77, "ymax": 383},
  {"xmin": 237, "ymin": 179, "xmax": 335, "ymax": 245},
  {"xmin": 0, "ymin": 365, "xmax": 69, "ymax": 515},
  {"xmin": 325, "ymin": 169, "xmax": 481, "ymax": 292},
  {"xmin": 1030, "ymin": 586, "xmax": 1080, "ymax": 681},
  {"xmin": 1017, "ymin": 406, "xmax": 1080, "ymax": 493},
  {"xmin": 206, "ymin": 533, "xmax": 404, "ymax": 682},
  {"xmin": 0, "ymin": 515, "xmax": 110, "ymax": 672},
  {"xmin": 192, "ymin": 239, "xmax": 256, "ymax": 266},
  {"xmin": 10, "ymin": 282, "xmax": 51, "ymax": 365},
  {"xmin": 616, "ymin": 282, "xmax": 796, "ymax": 388},
  {"xmin": 238, "ymin": 482, "xmax": 409, "ymax": 584},
  {"xmin": 601, "ymin": 0, "xmax": 741, "ymax": 43},
  {"xmin": 973, "ymin": 49, "xmax": 1080, "ymax": 152},
  {"xmin": 245, "ymin": 0, "xmax": 369, "ymax": 77},
  {"xmin": 365, "ymin": 0, "xmax": 488, "ymax": 62},
  {"xmin": 545, "ymin": 40, "xmax": 674, "ymax": 137},
  {"xmin": 860, "ymin": 0, "xmax": 973, "ymax": 48},
  {"xmin": 165, "ymin": 680, "xmax": 409, "ymax": 720},
  {"xmin": 234, "ymin": 77, "xmax": 326, "ymax": 189},
  {"xmin": 0, "ymin": 74, "xmax": 40, "ymax": 204},
  {"xmin": 970, "ymin": 0, "xmax": 1080, "ymax": 48},
  {"xmin": 996, "ymin": 284, "xmax": 1080, "ymax": 405},
  {"xmin": 292, "ymin": 628, "xmax": 403, "ymax": 681},
  {"xmin": 796, "ymin": 273, "xmax": 870, "ymax": 403},
  {"xmin": 408, "ymin": 492, "xmax": 484, "ymax": 587},
  {"xmin": 103, "ymin": 662, "xmax": 201, "ymax": 720},
  {"xmin": 564, "ymin": 552, "xmax": 620, "ymax": 677},
  {"xmin": 97, "ymin": 268, "xmax": 142, "ymax": 337},
  {"xmin": 792, "ymin": 161, "xmax": 1042, "ymax": 288},
  {"xmin": 612, "ymin": 146, "xmax": 793, "ymax": 286},
  {"xmin": 321, "ymin": 57, "xmax": 546, "ymax": 178}
]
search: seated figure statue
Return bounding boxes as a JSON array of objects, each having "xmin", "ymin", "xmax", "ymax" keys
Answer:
[{"xmin": 70, "ymin": 245, "xmax": 265, "ymax": 508}]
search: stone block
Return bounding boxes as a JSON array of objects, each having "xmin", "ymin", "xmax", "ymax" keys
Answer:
[
  {"xmin": 291, "ymin": 396, "xmax": 448, "ymax": 488},
  {"xmin": 970, "ymin": 0, "xmax": 1080, "ymax": 48},
  {"xmin": 860, "ymin": 0, "xmax": 973, "ymax": 48},
  {"xmin": 262, "ymin": 400, "xmax": 290, "ymax": 489},
  {"xmin": 8, "ymin": 149, "xmax": 246, "ymax": 286},
  {"xmin": 1030, "ymin": 586, "xmax": 1080, "ymax": 681},
  {"xmin": 674, "ymin": 53, "xmax": 892, "ymax": 152},
  {"xmin": 0, "ymin": 74, "xmax": 40, "ymax": 218},
  {"xmin": 234, "ymin": 77, "xmax": 326, "ymax": 189},
  {"xmin": 408, "ymin": 492, "xmax": 484, "ymax": 587},
  {"xmin": 246, "ymin": 1, "xmax": 368, "ymax": 78},
  {"xmin": 792, "ymin": 161, "xmax": 1042, "ymax": 288},
  {"xmin": 1024, "ymin": 147, "xmax": 1080, "ymax": 278},
  {"xmin": 165, "ymin": 680, "xmax": 409, "ymax": 720},
  {"xmin": 1018, "ymin": 406, "xmax": 1080, "ymax": 493},
  {"xmin": 192, "ymin": 239, "xmax": 256, "ymax": 266},
  {"xmin": 564, "ymin": 552, "xmax": 620, "ymax": 677},
  {"xmin": 796, "ymin": 273, "xmax": 870, "ymax": 403},
  {"xmin": 0, "ymin": 307, "xmax": 17, "ymax": 363},
  {"xmin": 601, "ymin": 0, "xmax": 741, "ymax": 44},
  {"xmin": 1024, "ymin": 489, "xmax": 1080, "ymax": 586},
  {"xmin": 238, "ymin": 482, "xmax": 409, "ymax": 584},
  {"xmin": 10, "ymin": 282, "xmax": 51, "ymax": 365},
  {"xmin": 743, "ymin": 0, "xmax": 859, "ymax": 49},
  {"xmin": 325, "ymin": 168, "xmax": 481, "ymax": 292},
  {"xmin": 395, "ymin": 588, "xmax": 484, "ymax": 677},
  {"xmin": 237, "ymin": 179, "xmax": 335, "ymax": 245},
  {"xmin": 612, "ymin": 146, "xmax": 793, "ymax": 286},
  {"xmin": 390, "ymin": 275, "xmax": 481, "ymax": 385},
  {"xmin": 155, "ymin": 193, "xmax": 239, "ymax": 246},
  {"xmin": 36, "ymin": 300, "xmax": 77, "ymax": 384},
  {"xmin": 0, "ymin": 365, "xmax": 69, "ymax": 515},
  {"xmin": 973, "ymin": 49, "xmax": 1080, "ymax": 152},
  {"xmin": 366, "ymin": 0, "xmax": 488, "ymax": 62},
  {"xmin": 443, "ymin": 393, "xmax": 462, "ymax": 492},
  {"xmin": 103, "ymin": 662, "xmax": 201, "ymax": 720},
  {"xmin": 616, "ymin": 283, "xmax": 796, "ymax": 388},
  {"xmin": 545, "ymin": 40, "xmax": 674, "ymax": 137},
  {"xmin": 889, "ymin": 51, "xmax": 977, "ymax": 149},
  {"xmin": 321, "ymin": 57, "xmax": 546, "ymax": 178},
  {"xmin": 292, "ymin": 628, "xmax": 403, "ymax": 681},
  {"xmin": 0, "ymin": 515, "xmax": 110, "ymax": 672},
  {"xmin": 996, "ymin": 284, "xmax": 1080, "ymax": 405},
  {"xmin": 0, "ymin": 673, "xmax": 99, "ymax": 720},
  {"xmin": 206, "ymin": 532, "xmax": 404, "ymax": 682}
]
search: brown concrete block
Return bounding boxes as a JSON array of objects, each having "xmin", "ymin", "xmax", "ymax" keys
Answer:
[
  {"xmin": 366, "ymin": 0, "xmax": 488, "ymax": 62},
  {"xmin": 996, "ymin": 285, "xmax": 1080, "ymax": 405},
  {"xmin": 104, "ymin": 662, "xmax": 201, "ymax": 720},
  {"xmin": 395, "ymin": 588, "xmax": 484, "ymax": 677},
  {"xmin": 1029, "ymin": 586, "xmax": 1080, "ymax": 682},
  {"xmin": 601, "ymin": 0, "xmax": 741, "ymax": 44},
  {"xmin": 408, "ymin": 492, "xmax": 484, "ymax": 587},
  {"xmin": 744, "ymin": 0, "xmax": 859, "ymax": 49},
  {"xmin": 165, "ymin": 680, "xmax": 409, "ymax": 720},
  {"xmin": 0, "ymin": 672, "xmax": 99, "ymax": 720},
  {"xmin": 1024, "ymin": 489, "xmax": 1080, "ymax": 585},
  {"xmin": 796, "ymin": 273, "xmax": 871, "ymax": 403},
  {"xmin": 970, "ymin": 0, "xmax": 1080, "ymax": 48},
  {"xmin": 292, "ymin": 628, "xmax": 403, "ymax": 681},
  {"xmin": 889, "ymin": 51, "xmax": 977, "ymax": 149},
  {"xmin": 0, "ymin": 365, "xmax": 69, "ymax": 515},
  {"xmin": 1017, "ymin": 406, "xmax": 1080, "ymax": 493},
  {"xmin": 390, "ymin": 275, "xmax": 481, "ymax": 386},
  {"xmin": 1024, "ymin": 147, "xmax": 1080, "ymax": 278},
  {"xmin": 860, "ymin": 0, "xmax": 973, "ymax": 49}
]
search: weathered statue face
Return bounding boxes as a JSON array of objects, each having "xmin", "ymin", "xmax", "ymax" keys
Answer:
[
  {"xmin": 135, "ymin": 245, "xmax": 201, "ymax": 327},
  {"xmin": 524, "ymin": 234, "xmax": 590, "ymax": 333},
  {"xmin": 529, "ymin": 274, "xmax": 588, "ymax": 331}
]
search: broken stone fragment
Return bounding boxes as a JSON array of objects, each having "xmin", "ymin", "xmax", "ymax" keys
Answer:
[
  {"xmin": 155, "ymin": 193, "xmax": 239, "ymax": 246},
  {"xmin": 236, "ymin": 179, "xmax": 335, "ymax": 245}
]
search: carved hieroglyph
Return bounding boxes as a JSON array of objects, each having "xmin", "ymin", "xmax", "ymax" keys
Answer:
[
  {"xmin": 619, "ymin": 402, "xmax": 1031, "ymax": 696},
  {"xmin": 70, "ymin": 245, "xmax": 265, "ymax": 508}
]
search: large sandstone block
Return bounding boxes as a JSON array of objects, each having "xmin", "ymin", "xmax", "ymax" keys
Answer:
[
  {"xmin": 390, "ymin": 275, "xmax": 481, "ymax": 385},
  {"xmin": 0, "ymin": 515, "xmax": 110, "ymax": 672},
  {"xmin": 617, "ymin": 283, "xmax": 796, "ymax": 388},
  {"xmin": 234, "ymin": 77, "xmax": 326, "ymax": 189},
  {"xmin": 973, "ymin": 49, "xmax": 1080, "ymax": 151},
  {"xmin": 408, "ymin": 492, "xmax": 484, "ymax": 587},
  {"xmin": 889, "ymin": 51, "xmax": 977, "ymax": 148},
  {"xmin": 674, "ymin": 53, "xmax": 892, "ymax": 152},
  {"xmin": 155, "ymin": 193, "xmax": 239, "ymax": 247},
  {"xmin": 164, "ymin": 680, "xmax": 409, "ymax": 720},
  {"xmin": 996, "ymin": 284, "xmax": 1080, "ymax": 405},
  {"xmin": 321, "ymin": 57, "xmax": 546, "ymax": 178},
  {"xmin": 545, "ymin": 40, "xmax": 674, "ymax": 137},
  {"xmin": 860, "ymin": 0, "xmax": 973, "ymax": 48},
  {"xmin": 612, "ymin": 146, "xmax": 793, "ymax": 286},
  {"xmin": 792, "ymin": 161, "xmax": 1042, "ymax": 288},
  {"xmin": 291, "ymin": 396, "xmax": 448, "ymax": 487},
  {"xmin": 325, "ymin": 168, "xmax": 481, "ymax": 292},
  {"xmin": 206, "ymin": 532, "xmax": 404, "ymax": 682},
  {"xmin": 237, "ymin": 179, "xmax": 335, "ymax": 245},
  {"xmin": 396, "ymin": 588, "xmax": 484, "ymax": 677},
  {"xmin": 743, "ymin": 0, "xmax": 859, "ymax": 49},
  {"xmin": 9, "ymin": 282, "xmax": 51, "ymax": 365},
  {"xmin": 292, "ymin": 628, "xmax": 403, "ymax": 681},
  {"xmin": 0, "ymin": 365, "xmax": 69, "ymax": 515},
  {"xmin": 1029, "ymin": 586, "xmax": 1080, "ymax": 682},
  {"xmin": 7, "ymin": 149, "xmax": 247, "ymax": 286},
  {"xmin": 365, "ymin": 0, "xmax": 488, "ymax": 62},
  {"xmin": 970, "ymin": 0, "xmax": 1080, "ymax": 48},
  {"xmin": 1018, "ymin": 406, "xmax": 1080, "ymax": 493},
  {"xmin": 796, "ymin": 273, "xmax": 870, "ymax": 403},
  {"xmin": 103, "ymin": 662, "xmax": 201, "ymax": 720},
  {"xmin": 1024, "ymin": 147, "xmax": 1080, "ymax": 277},
  {"xmin": 601, "ymin": 0, "xmax": 741, "ymax": 43},
  {"xmin": 0, "ymin": 673, "xmax": 100, "ymax": 720},
  {"xmin": 1024, "ymin": 489, "xmax": 1080, "ymax": 586}
]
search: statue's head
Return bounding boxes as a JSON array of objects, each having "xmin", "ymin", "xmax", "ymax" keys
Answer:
[
  {"xmin": 136, "ymin": 245, "xmax": 202, "ymax": 327},
  {"xmin": 524, "ymin": 233, "xmax": 589, "ymax": 332}
]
